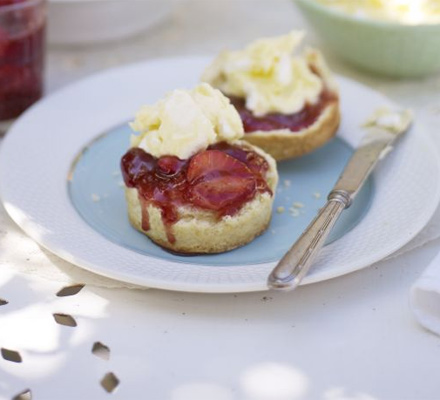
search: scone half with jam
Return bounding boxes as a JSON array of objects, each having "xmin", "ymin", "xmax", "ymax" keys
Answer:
[
  {"xmin": 202, "ymin": 31, "xmax": 340, "ymax": 161},
  {"xmin": 120, "ymin": 83, "xmax": 278, "ymax": 254}
]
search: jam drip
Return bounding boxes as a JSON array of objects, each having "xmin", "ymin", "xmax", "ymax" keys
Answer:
[
  {"xmin": 229, "ymin": 89, "xmax": 337, "ymax": 134},
  {"xmin": 121, "ymin": 142, "xmax": 271, "ymax": 244}
]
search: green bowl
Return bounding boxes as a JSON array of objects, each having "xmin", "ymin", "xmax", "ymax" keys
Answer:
[{"xmin": 295, "ymin": 0, "xmax": 440, "ymax": 78}]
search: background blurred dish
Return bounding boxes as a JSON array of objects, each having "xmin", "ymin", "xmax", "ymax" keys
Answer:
[
  {"xmin": 295, "ymin": 0, "xmax": 440, "ymax": 77},
  {"xmin": 48, "ymin": 0, "xmax": 173, "ymax": 45}
]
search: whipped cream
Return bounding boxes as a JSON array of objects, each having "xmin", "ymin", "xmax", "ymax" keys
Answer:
[
  {"xmin": 315, "ymin": 0, "xmax": 440, "ymax": 25},
  {"xmin": 202, "ymin": 31, "xmax": 326, "ymax": 117},
  {"xmin": 130, "ymin": 83, "xmax": 244, "ymax": 159}
]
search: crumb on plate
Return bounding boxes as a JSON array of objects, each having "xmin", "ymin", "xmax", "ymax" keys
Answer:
[
  {"xmin": 91, "ymin": 193, "xmax": 101, "ymax": 202},
  {"xmin": 289, "ymin": 207, "xmax": 300, "ymax": 217}
]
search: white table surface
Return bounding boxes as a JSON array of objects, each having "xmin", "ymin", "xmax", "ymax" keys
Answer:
[{"xmin": 2, "ymin": 1, "xmax": 440, "ymax": 399}]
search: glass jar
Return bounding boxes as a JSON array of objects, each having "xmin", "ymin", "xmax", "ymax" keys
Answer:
[{"xmin": 0, "ymin": 0, "xmax": 46, "ymax": 132}]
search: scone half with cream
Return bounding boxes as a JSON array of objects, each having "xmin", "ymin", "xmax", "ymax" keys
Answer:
[
  {"xmin": 120, "ymin": 83, "xmax": 278, "ymax": 254},
  {"xmin": 202, "ymin": 31, "xmax": 340, "ymax": 161}
]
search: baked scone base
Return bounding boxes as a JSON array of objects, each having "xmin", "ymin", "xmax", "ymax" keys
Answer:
[
  {"xmin": 244, "ymin": 103, "xmax": 340, "ymax": 161},
  {"xmin": 126, "ymin": 189, "xmax": 273, "ymax": 254},
  {"xmin": 124, "ymin": 141, "xmax": 278, "ymax": 254},
  {"xmin": 241, "ymin": 49, "xmax": 341, "ymax": 161}
]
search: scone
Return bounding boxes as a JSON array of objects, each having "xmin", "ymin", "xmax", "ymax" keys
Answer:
[
  {"xmin": 202, "ymin": 31, "xmax": 340, "ymax": 161},
  {"xmin": 120, "ymin": 83, "xmax": 278, "ymax": 254}
]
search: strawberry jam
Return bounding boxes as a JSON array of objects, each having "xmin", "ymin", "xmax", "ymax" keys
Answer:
[
  {"xmin": 0, "ymin": 0, "xmax": 46, "ymax": 121},
  {"xmin": 229, "ymin": 89, "xmax": 337, "ymax": 134},
  {"xmin": 121, "ymin": 142, "xmax": 271, "ymax": 244}
]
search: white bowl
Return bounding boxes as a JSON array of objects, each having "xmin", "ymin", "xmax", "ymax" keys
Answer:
[{"xmin": 48, "ymin": 0, "xmax": 173, "ymax": 45}]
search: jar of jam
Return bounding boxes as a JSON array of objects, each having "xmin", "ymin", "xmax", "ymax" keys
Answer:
[{"xmin": 0, "ymin": 0, "xmax": 46, "ymax": 131}]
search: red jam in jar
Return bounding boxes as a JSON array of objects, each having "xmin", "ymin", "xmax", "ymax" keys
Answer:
[
  {"xmin": 0, "ymin": 0, "xmax": 45, "ymax": 121},
  {"xmin": 121, "ymin": 142, "xmax": 272, "ymax": 243}
]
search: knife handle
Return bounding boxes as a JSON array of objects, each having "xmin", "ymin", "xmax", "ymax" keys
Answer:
[{"xmin": 267, "ymin": 190, "xmax": 351, "ymax": 291}]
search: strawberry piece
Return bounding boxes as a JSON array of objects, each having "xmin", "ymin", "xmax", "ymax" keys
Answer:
[
  {"xmin": 208, "ymin": 142, "xmax": 269, "ymax": 176},
  {"xmin": 120, "ymin": 148, "xmax": 155, "ymax": 187},
  {"xmin": 187, "ymin": 150, "xmax": 256, "ymax": 212},
  {"xmin": 245, "ymin": 151, "xmax": 269, "ymax": 175},
  {"xmin": 187, "ymin": 150, "xmax": 253, "ymax": 183},
  {"xmin": 190, "ymin": 175, "xmax": 256, "ymax": 212},
  {"xmin": 157, "ymin": 156, "xmax": 185, "ymax": 176}
]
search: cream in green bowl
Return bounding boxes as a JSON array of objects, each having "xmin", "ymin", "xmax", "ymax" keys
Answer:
[{"xmin": 295, "ymin": 0, "xmax": 440, "ymax": 77}]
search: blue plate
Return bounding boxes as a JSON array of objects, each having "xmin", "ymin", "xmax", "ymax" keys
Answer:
[{"xmin": 68, "ymin": 124, "xmax": 374, "ymax": 267}]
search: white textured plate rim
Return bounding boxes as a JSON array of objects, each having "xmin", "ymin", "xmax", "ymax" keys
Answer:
[{"xmin": 1, "ymin": 56, "xmax": 439, "ymax": 293}]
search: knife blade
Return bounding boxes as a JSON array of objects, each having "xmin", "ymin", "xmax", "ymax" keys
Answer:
[{"xmin": 267, "ymin": 108, "xmax": 413, "ymax": 291}]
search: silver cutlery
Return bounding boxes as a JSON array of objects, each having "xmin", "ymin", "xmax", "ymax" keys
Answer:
[{"xmin": 267, "ymin": 108, "xmax": 413, "ymax": 291}]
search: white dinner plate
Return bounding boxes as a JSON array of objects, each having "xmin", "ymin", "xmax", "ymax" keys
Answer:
[{"xmin": 1, "ymin": 56, "xmax": 439, "ymax": 293}]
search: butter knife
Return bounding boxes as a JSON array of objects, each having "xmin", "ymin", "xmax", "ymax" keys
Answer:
[{"xmin": 267, "ymin": 108, "xmax": 413, "ymax": 291}]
